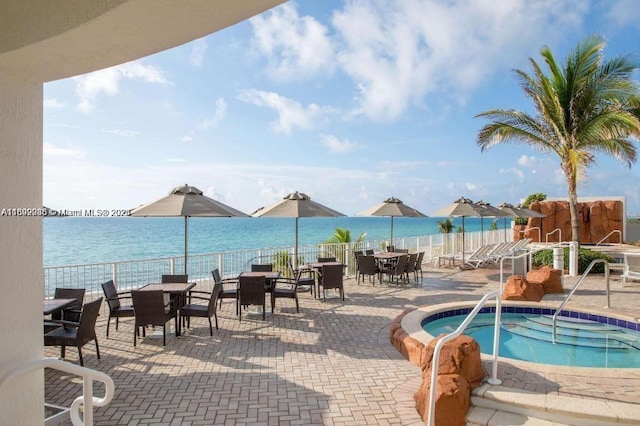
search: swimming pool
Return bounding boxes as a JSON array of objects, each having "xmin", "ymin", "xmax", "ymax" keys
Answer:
[{"xmin": 421, "ymin": 306, "xmax": 640, "ymax": 368}]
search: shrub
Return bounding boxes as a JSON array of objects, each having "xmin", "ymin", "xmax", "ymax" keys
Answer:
[{"xmin": 532, "ymin": 247, "xmax": 614, "ymax": 274}]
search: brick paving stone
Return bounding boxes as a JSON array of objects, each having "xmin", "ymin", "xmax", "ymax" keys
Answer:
[{"xmin": 44, "ymin": 262, "xmax": 640, "ymax": 425}]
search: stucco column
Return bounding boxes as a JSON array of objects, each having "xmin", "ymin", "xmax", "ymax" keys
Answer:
[{"xmin": 0, "ymin": 75, "xmax": 44, "ymax": 425}]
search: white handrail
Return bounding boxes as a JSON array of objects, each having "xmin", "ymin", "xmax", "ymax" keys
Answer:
[
  {"xmin": 427, "ymin": 291, "xmax": 502, "ymax": 426},
  {"xmin": 498, "ymin": 242, "xmax": 568, "ymax": 293},
  {"xmin": 0, "ymin": 357, "xmax": 114, "ymax": 426},
  {"xmin": 545, "ymin": 228, "xmax": 562, "ymax": 243},
  {"xmin": 552, "ymin": 259, "xmax": 611, "ymax": 342},
  {"xmin": 597, "ymin": 229, "xmax": 622, "ymax": 245},
  {"xmin": 516, "ymin": 226, "xmax": 541, "ymax": 242}
]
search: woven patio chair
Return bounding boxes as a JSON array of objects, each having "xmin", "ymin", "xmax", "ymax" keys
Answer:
[
  {"xmin": 213, "ymin": 269, "xmax": 239, "ymax": 315},
  {"xmin": 381, "ymin": 254, "xmax": 408, "ymax": 285},
  {"xmin": 52, "ymin": 287, "xmax": 86, "ymax": 322},
  {"xmin": 318, "ymin": 263, "xmax": 344, "ymax": 301},
  {"xmin": 404, "ymin": 253, "xmax": 418, "ymax": 283},
  {"xmin": 238, "ymin": 275, "xmax": 266, "ymax": 321},
  {"xmin": 356, "ymin": 255, "xmax": 380, "ymax": 286},
  {"xmin": 271, "ymin": 275, "xmax": 299, "ymax": 313},
  {"xmin": 101, "ymin": 280, "xmax": 134, "ymax": 337},
  {"xmin": 414, "ymin": 251, "xmax": 425, "ymax": 281},
  {"xmin": 288, "ymin": 260, "xmax": 315, "ymax": 297},
  {"xmin": 131, "ymin": 290, "xmax": 178, "ymax": 347},
  {"xmin": 44, "ymin": 297, "xmax": 102, "ymax": 366},
  {"xmin": 180, "ymin": 282, "xmax": 222, "ymax": 336}
]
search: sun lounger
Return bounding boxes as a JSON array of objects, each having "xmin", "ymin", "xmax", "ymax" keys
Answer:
[{"xmin": 621, "ymin": 253, "xmax": 640, "ymax": 286}]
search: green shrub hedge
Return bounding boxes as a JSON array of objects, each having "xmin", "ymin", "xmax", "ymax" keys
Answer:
[{"xmin": 531, "ymin": 247, "xmax": 614, "ymax": 274}]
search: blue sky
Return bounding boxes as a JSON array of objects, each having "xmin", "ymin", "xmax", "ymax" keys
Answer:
[{"xmin": 43, "ymin": 0, "xmax": 640, "ymax": 216}]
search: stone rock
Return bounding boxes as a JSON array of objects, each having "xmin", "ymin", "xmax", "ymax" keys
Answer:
[
  {"xmin": 414, "ymin": 374, "xmax": 470, "ymax": 426},
  {"xmin": 414, "ymin": 335, "xmax": 483, "ymax": 424},
  {"xmin": 533, "ymin": 200, "xmax": 623, "ymax": 244},
  {"xmin": 513, "ymin": 224, "xmax": 527, "ymax": 241},
  {"xmin": 502, "ymin": 275, "xmax": 544, "ymax": 301},
  {"xmin": 527, "ymin": 266, "xmax": 564, "ymax": 294}
]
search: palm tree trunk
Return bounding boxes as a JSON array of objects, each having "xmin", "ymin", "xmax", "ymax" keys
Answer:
[{"xmin": 567, "ymin": 178, "xmax": 580, "ymax": 244}]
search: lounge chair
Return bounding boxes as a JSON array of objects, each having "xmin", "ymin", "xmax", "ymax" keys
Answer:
[{"xmin": 621, "ymin": 253, "xmax": 640, "ymax": 286}]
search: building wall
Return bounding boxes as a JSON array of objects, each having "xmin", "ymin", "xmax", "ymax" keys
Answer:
[{"xmin": 0, "ymin": 1, "xmax": 285, "ymax": 422}]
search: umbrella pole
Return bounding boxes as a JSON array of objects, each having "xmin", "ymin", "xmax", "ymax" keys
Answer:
[
  {"xmin": 461, "ymin": 217, "xmax": 465, "ymax": 267},
  {"xmin": 504, "ymin": 217, "xmax": 507, "ymax": 242},
  {"xmin": 294, "ymin": 217, "xmax": 299, "ymax": 270},
  {"xmin": 390, "ymin": 216, "xmax": 394, "ymax": 247},
  {"xmin": 184, "ymin": 216, "xmax": 189, "ymax": 275}
]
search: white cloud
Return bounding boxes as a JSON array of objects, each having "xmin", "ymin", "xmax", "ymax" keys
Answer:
[
  {"xmin": 43, "ymin": 143, "xmax": 85, "ymax": 160},
  {"xmin": 329, "ymin": 0, "xmax": 587, "ymax": 122},
  {"xmin": 101, "ymin": 129, "xmax": 139, "ymax": 137},
  {"xmin": 604, "ymin": 0, "xmax": 640, "ymax": 29},
  {"xmin": 250, "ymin": 3, "xmax": 334, "ymax": 80},
  {"xmin": 517, "ymin": 155, "xmax": 539, "ymax": 168},
  {"xmin": 44, "ymin": 98, "xmax": 65, "ymax": 109},
  {"xmin": 499, "ymin": 167, "xmax": 525, "ymax": 181},
  {"xmin": 180, "ymin": 135, "xmax": 193, "ymax": 143},
  {"xmin": 189, "ymin": 38, "xmax": 208, "ymax": 67},
  {"xmin": 74, "ymin": 60, "xmax": 170, "ymax": 113},
  {"xmin": 238, "ymin": 89, "xmax": 334, "ymax": 134},
  {"xmin": 200, "ymin": 97, "xmax": 227, "ymax": 129},
  {"xmin": 321, "ymin": 134, "xmax": 357, "ymax": 153}
]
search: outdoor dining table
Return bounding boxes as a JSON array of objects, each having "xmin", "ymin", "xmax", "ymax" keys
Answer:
[
  {"xmin": 43, "ymin": 298, "xmax": 76, "ymax": 316},
  {"xmin": 138, "ymin": 282, "xmax": 196, "ymax": 336}
]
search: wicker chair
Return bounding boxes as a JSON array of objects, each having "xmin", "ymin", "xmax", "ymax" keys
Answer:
[
  {"xmin": 101, "ymin": 280, "xmax": 134, "ymax": 337},
  {"xmin": 356, "ymin": 255, "xmax": 380, "ymax": 286},
  {"xmin": 271, "ymin": 275, "xmax": 299, "ymax": 313},
  {"xmin": 317, "ymin": 257, "xmax": 336, "ymax": 263},
  {"xmin": 212, "ymin": 269, "xmax": 239, "ymax": 315},
  {"xmin": 386, "ymin": 245, "xmax": 395, "ymax": 252},
  {"xmin": 288, "ymin": 260, "xmax": 315, "ymax": 297},
  {"xmin": 44, "ymin": 297, "xmax": 102, "ymax": 366},
  {"xmin": 318, "ymin": 263, "xmax": 344, "ymax": 301},
  {"xmin": 414, "ymin": 251, "xmax": 425, "ymax": 281},
  {"xmin": 365, "ymin": 249, "xmax": 375, "ymax": 255},
  {"xmin": 52, "ymin": 287, "xmax": 86, "ymax": 322},
  {"xmin": 238, "ymin": 275, "xmax": 266, "ymax": 321},
  {"xmin": 404, "ymin": 253, "xmax": 418, "ymax": 283},
  {"xmin": 180, "ymin": 282, "xmax": 222, "ymax": 336},
  {"xmin": 381, "ymin": 254, "xmax": 408, "ymax": 285},
  {"xmin": 131, "ymin": 290, "xmax": 178, "ymax": 346}
]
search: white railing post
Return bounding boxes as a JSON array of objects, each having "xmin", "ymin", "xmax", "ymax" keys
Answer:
[
  {"xmin": 427, "ymin": 291, "xmax": 502, "ymax": 426},
  {"xmin": 568, "ymin": 241, "xmax": 578, "ymax": 276}
]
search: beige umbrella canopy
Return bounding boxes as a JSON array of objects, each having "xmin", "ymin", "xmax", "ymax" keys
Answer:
[
  {"xmin": 431, "ymin": 197, "xmax": 487, "ymax": 266},
  {"xmin": 498, "ymin": 202, "xmax": 546, "ymax": 240},
  {"xmin": 359, "ymin": 197, "xmax": 427, "ymax": 245},
  {"xmin": 251, "ymin": 191, "xmax": 345, "ymax": 268},
  {"xmin": 476, "ymin": 200, "xmax": 511, "ymax": 244},
  {"xmin": 130, "ymin": 184, "xmax": 249, "ymax": 274}
]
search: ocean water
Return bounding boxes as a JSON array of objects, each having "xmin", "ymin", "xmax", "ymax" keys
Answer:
[{"xmin": 43, "ymin": 216, "xmax": 507, "ymax": 266}]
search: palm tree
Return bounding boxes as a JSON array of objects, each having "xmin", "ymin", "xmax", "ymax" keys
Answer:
[
  {"xmin": 325, "ymin": 227, "xmax": 366, "ymax": 244},
  {"xmin": 476, "ymin": 35, "xmax": 640, "ymax": 243},
  {"xmin": 437, "ymin": 218, "xmax": 454, "ymax": 234}
]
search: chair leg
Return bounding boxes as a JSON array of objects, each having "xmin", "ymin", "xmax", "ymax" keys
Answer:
[
  {"xmin": 208, "ymin": 318, "xmax": 213, "ymax": 336},
  {"xmin": 133, "ymin": 325, "xmax": 137, "ymax": 346},
  {"xmin": 106, "ymin": 316, "xmax": 111, "ymax": 338},
  {"xmin": 295, "ymin": 295, "xmax": 299, "ymax": 313},
  {"xmin": 77, "ymin": 346, "xmax": 83, "ymax": 367},
  {"xmin": 162, "ymin": 324, "xmax": 166, "ymax": 346},
  {"xmin": 262, "ymin": 304, "xmax": 265, "ymax": 320},
  {"xmin": 95, "ymin": 338, "xmax": 100, "ymax": 360},
  {"xmin": 271, "ymin": 294, "xmax": 275, "ymax": 313},
  {"xmin": 115, "ymin": 317, "xmax": 119, "ymax": 331},
  {"xmin": 214, "ymin": 313, "xmax": 219, "ymax": 330},
  {"xmin": 60, "ymin": 345, "xmax": 65, "ymax": 359}
]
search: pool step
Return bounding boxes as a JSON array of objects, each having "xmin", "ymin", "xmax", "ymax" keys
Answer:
[
  {"xmin": 470, "ymin": 383, "xmax": 640, "ymax": 426},
  {"xmin": 505, "ymin": 323, "xmax": 633, "ymax": 350}
]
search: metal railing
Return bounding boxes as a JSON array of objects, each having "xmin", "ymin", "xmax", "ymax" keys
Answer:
[
  {"xmin": 44, "ymin": 230, "xmax": 509, "ymax": 299},
  {"xmin": 427, "ymin": 291, "xmax": 502, "ymax": 426},
  {"xmin": 551, "ymin": 259, "xmax": 611, "ymax": 343},
  {"xmin": 498, "ymin": 242, "xmax": 567, "ymax": 293},
  {"xmin": 516, "ymin": 226, "xmax": 541, "ymax": 242},
  {"xmin": 545, "ymin": 228, "xmax": 562, "ymax": 243},
  {"xmin": 0, "ymin": 357, "xmax": 114, "ymax": 426},
  {"xmin": 597, "ymin": 229, "xmax": 622, "ymax": 245}
]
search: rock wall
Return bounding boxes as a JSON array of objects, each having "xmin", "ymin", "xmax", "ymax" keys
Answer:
[{"xmin": 519, "ymin": 200, "xmax": 623, "ymax": 243}]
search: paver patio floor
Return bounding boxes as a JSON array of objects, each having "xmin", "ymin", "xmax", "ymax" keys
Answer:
[{"xmin": 44, "ymin": 263, "xmax": 640, "ymax": 425}]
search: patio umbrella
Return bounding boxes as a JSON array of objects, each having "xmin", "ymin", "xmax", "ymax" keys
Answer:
[
  {"xmin": 431, "ymin": 197, "xmax": 486, "ymax": 267},
  {"xmin": 498, "ymin": 202, "xmax": 526, "ymax": 240},
  {"xmin": 251, "ymin": 191, "xmax": 345, "ymax": 268},
  {"xmin": 130, "ymin": 184, "xmax": 248, "ymax": 274},
  {"xmin": 358, "ymin": 197, "xmax": 427, "ymax": 246},
  {"xmin": 475, "ymin": 200, "xmax": 511, "ymax": 245}
]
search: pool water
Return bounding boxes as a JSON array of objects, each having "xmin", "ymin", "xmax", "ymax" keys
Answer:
[{"xmin": 423, "ymin": 312, "xmax": 640, "ymax": 368}]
